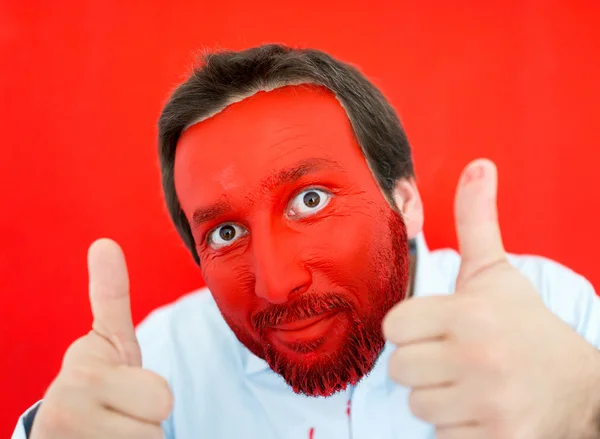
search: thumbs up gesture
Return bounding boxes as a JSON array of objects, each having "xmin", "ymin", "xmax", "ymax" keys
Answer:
[
  {"xmin": 383, "ymin": 160, "xmax": 600, "ymax": 439},
  {"xmin": 30, "ymin": 239, "xmax": 173, "ymax": 439}
]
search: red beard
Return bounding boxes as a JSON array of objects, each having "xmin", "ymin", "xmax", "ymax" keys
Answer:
[{"xmin": 228, "ymin": 212, "xmax": 409, "ymax": 397}]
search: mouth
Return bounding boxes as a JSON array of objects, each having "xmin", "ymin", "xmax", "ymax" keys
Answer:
[{"xmin": 269, "ymin": 310, "xmax": 340, "ymax": 343}]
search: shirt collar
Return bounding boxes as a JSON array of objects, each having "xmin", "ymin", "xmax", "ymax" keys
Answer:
[
  {"xmin": 243, "ymin": 232, "xmax": 451, "ymax": 376},
  {"xmin": 412, "ymin": 232, "xmax": 453, "ymax": 298}
]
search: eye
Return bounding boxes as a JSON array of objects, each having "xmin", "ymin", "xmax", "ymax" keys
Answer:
[
  {"xmin": 207, "ymin": 223, "xmax": 247, "ymax": 249},
  {"xmin": 287, "ymin": 188, "xmax": 332, "ymax": 218}
]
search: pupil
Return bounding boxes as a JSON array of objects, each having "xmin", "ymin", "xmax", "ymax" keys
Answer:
[
  {"xmin": 219, "ymin": 225, "xmax": 235, "ymax": 241},
  {"xmin": 303, "ymin": 191, "xmax": 320, "ymax": 208}
]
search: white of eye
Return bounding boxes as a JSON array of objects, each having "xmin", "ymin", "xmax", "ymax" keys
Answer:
[
  {"xmin": 288, "ymin": 188, "xmax": 332, "ymax": 218},
  {"xmin": 208, "ymin": 223, "xmax": 247, "ymax": 249}
]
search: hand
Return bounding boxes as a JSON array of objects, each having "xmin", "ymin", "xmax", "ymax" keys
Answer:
[
  {"xmin": 30, "ymin": 239, "xmax": 173, "ymax": 439},
  {"xmin": 383, "ymin": 159, "xmax": 600, "ymax": 439}
]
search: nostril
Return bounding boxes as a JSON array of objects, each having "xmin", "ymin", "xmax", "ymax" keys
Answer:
[{"xmin": 290, "ymin": 283, "xmax": 310, "ymax": 296}]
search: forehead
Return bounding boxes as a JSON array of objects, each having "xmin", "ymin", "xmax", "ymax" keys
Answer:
[{"xmin": 174, "ymin": 85, "xmax": 368, "ymax": 197}]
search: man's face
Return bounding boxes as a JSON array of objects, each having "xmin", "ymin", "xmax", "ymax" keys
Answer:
[{"xmin": 174, "ymin": 86, "xmax": 410, "ymax": 396}]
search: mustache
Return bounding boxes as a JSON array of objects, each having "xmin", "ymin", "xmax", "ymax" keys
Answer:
[{"xmin": 251, "ymin": 293, "xmax": 353, "ymax": 331}]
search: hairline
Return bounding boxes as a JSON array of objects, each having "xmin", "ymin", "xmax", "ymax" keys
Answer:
[{"xmin": 178, "ymin": 80, "xmax": 391, "ymax": 208}]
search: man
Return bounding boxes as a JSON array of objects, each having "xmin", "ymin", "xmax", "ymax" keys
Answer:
[{"xmin": 13, "ymin": 44, "xmax": 600, "ymax": 439}]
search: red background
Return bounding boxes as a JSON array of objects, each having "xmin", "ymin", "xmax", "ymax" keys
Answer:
[{"xmin": 1, "ymin": 1, "xmax": 599, "ymax": 435}]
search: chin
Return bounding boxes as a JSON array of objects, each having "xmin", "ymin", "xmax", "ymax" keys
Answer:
[{"xmin": 262, "ymin": 312, "xmax": 386, "ymax": 397}]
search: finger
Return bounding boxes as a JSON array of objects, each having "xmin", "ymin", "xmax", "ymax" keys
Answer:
[
  {"xmin": 388, "ymin": 340, "xmax": 458, "ymax": 388},
  {"xmin": 88, "ymin": 238, "xmax": 141, "ymax": 367},
  {"xmin": 91, "ymin": 403, "xmax": 165, "ymax": 439},
  {"xmin": 454, "ymin": 159, "xmax": 506, "ymax": 286},
  {"xmin": 100, "ymin": 367, "xmax": 174, "ymax": 423},
  {"xmin": 409, "ymin": 385, "xmax": 478, "ymax": 426},
  {"xmin": 435, "ymin": 424, "xmax": 482, "ymax": 439},
  {"xmin": 382, "ymin": 296, "xmax": 451, "ymax": 346},
  {"xmin": 40, "ymin": 386, "xmax": 164, "ymax": 439},
  {"xmin": 62, "ymin": 331, "xmax": 122, "ymax": 368}
]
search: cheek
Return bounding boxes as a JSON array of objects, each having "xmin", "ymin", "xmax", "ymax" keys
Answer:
[
  {"xmin": 201, "ymin": 257, "xmax": 258, "ymax": 319},
  {"xmin": 302, "ymin": 207, "xmax": 394, "ymax": 286}
]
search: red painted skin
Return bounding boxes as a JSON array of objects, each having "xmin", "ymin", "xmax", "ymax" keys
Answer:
[{"xmin": 174, "ymin": 85, "xmax": 410, "ymax": 397}]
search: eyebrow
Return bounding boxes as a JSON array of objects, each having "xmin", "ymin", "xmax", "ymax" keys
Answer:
[
  {"xmin": 191, "ymin": 157, "xmax": 343, "ymax": 227},
  {"xmin": 191, "ymin": 200, "xmax": 232, "ymax": 226},
  {"xmin": 263, "ymin": 158, "xmax": 343, "ymax": 191}
]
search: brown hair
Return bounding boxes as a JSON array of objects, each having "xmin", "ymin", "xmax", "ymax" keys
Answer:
[{"xmin": 158, "ymin": 44, "xmax": 414, "ymax": 264}]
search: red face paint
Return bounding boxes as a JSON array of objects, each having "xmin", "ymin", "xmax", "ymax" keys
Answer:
[{"xmin": 174, "ymin": 85, "xmax": 409, "ymax": 396}]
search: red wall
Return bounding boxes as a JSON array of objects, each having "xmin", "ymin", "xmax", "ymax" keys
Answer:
[{"xmin": 1, "ymin": 1, "xmax": 599, "ymax": 435}]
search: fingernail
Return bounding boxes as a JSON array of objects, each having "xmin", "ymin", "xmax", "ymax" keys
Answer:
[{"xmin": 462, "ymin": 164, "xmax": 485, "ymax": 185}]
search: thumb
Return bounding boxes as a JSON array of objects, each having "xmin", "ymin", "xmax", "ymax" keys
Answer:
[
  {"xmin": 454, "ymin": 159, "xmax": 506, "ymax": 286},
  {"xmin": 88, "ymin": 238, "xmax": 142, "ymax": 367}
]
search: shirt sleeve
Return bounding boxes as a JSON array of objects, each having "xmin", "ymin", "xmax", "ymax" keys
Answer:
[
  {"xmin": 507, "ymin": 254, "xmax": 600, "ymax": 348},
  {"xmin": 10, "ymin": 420, "xmax": 25, "ymax": 439},
  {"xmin": 11, "ymin": 401, "xmax": 41, "ymax": 439}
]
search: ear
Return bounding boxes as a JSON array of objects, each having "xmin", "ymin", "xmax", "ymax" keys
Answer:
[{"xmin": 392, "ymin": 177, "xmax": 424, "ymax": 240}]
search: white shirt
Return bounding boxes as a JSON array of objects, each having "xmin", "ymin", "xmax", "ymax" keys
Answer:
[{"xmin": 12, "ymin": 234, "xmax": 600, "ymax": 439}]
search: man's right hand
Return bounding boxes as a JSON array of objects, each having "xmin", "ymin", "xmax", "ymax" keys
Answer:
[{"xmin": 30, "ymin": 238, "xmax": 173, "ymax": 439}]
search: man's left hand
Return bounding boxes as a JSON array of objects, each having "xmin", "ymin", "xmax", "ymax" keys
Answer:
[{"xmin": 383, "ymin": 159, "xmax": 600, "ymax": 439}]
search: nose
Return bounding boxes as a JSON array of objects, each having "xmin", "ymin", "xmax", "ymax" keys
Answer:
[{"xmin": 252, "ymin": 230, "xmax": 312, "ymax": 304}]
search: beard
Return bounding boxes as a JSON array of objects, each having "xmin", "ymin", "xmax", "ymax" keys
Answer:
[{"xmin": 224, "ymin": 212, "xmax": 410, "ymax": 397}]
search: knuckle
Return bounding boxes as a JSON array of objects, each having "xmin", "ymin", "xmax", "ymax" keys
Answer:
[
  {"xmin": 390, "ymin": 348, "xmax": 407, "ymax": 368},
  {"xmin": 382, "ymin": 302, "xmax": 410, "ymax": 342},
  {"xmin": 62, "ymin": 336, "xmax": 89, "ymax": 366},
  {"xmin": 147, "ymin": 372, "xmax": 174, "ymax": 420},
  {"xmin": 387, "ymin": 351, "xmax": 408, "ymax": 385},
  {"xmin": 35, "ymin": 399, "xmax": 75, "ymax": 436},
  {"xmin": 407, "ymin": 390, "xmax": 430, "ymax": 420},
  {"xmin": 381, "ymin": 311, "xmax": 398, "ymax": 340},
  {"xmin": 68, "ymin": 363, "xmax": 105, "ymax": 389},
  {"xmin": 156, "ymin": 384, "xmax": 174, "ymax": 420}
]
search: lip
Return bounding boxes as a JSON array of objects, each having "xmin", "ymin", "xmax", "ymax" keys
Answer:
[
  {"xmin": 273, "ymin": 311, "xmax": 337, "ymax": 331},
  {"xmin": 270, "ymin": 311, "xmax": 340, "ymax": 343}
]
